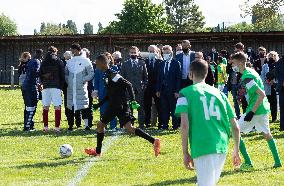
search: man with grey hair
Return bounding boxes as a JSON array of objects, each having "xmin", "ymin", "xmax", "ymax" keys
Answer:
[
  {"xmin": 156, "ymin": 45, "xmax": 181, "ymax": 130},
  {"xmin": 176, "ymin": 40, "xmax": 195, "ymax": 89},
  {"xmin": 112, "ymin": 51, "xmax": 122, "ymax": 71},
  {"xmin": 144, "ymin": 45, "xmax": 162, "ymax": 129}
]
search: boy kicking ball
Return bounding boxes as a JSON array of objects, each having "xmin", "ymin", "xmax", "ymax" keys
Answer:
[
  {"xmin": 175, "ymin": 59, "xmax": 241, "ymax": 186},
  {"xmin": 85, "ymin": 54, "xmax": 160, "ymax": 157},
  {"xmin": 231, "ymin": 52, "xmax": 282, "ymax": 169}
]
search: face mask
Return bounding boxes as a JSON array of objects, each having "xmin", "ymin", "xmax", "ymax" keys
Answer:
[
  {"xmin": 268, "ymin": 58, "xmax": 275, "ymax": 63},
  {"xmin": 232, "ymin": 66, "xmax": 239, "ymax": 72},
  {"xmin": 182, "ymin": 48, "xmax": 189, "ymax": 53},
  {"xmin": 176, "ymin": 51, "xmax": 183, "ymax": 55},
  {"xmin": 130, "ymin": 55, "xmax": 137, "ymax": 60},
  {"xmin": 163, "ymin": 54, "xmax": 171, "ymax": 61},
  {"xmin": 149, "ymin": 53, "xmax": 156, "ymax": 60}
]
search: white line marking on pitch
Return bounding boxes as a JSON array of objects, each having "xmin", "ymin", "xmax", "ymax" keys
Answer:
[{"xmin": 68, "ymin": 131, "xmax": 122, "ymax": 186}]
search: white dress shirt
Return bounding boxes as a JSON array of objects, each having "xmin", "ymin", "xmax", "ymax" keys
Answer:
[{"xmin": 182, "ymin": 53, "xmax": 191, "ymax": 79}]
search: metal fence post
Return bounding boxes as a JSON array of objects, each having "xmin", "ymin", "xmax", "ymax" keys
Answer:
[{"xmin": 11, "ymin": 66, "xmax": 14, "ymax": 89}]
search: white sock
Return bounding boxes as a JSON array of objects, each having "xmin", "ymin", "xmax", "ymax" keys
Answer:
[{"xmin": 84, "ymin": 119, "xmax": 89, "ymax": 127}]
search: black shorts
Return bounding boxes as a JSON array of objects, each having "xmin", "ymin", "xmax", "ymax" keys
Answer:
[{"xmin": 101, "ymin": 102, "xmax": 136, "ymax": 125}]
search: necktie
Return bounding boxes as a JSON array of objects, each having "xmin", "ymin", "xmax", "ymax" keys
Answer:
[{"xmin": 165, "ymin": 61, "xmax": 169, "ymax": 75}]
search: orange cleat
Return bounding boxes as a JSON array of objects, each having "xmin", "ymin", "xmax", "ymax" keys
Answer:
[
  {"xmin": 154, "ymin": 138, "xmax": 161, "ymax": 157},
  {"xmin": 84, "ymin": 148, "xmax": 101, "ymax": 157}
]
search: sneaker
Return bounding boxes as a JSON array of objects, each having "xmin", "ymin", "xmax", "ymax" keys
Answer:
[
  {"xmin": 240, "ymin": 163, "xmax": 254, "ymax": 171},
  {"xmin": 68, "ymin": 127, "xmax": 73, "ymax": 131},
  {"xmin": 273, "ymin": 163, "xmax": 282, "ymax": 168},
  {"xmin": 84, "ymin": 148, "xmax": 101, "ymax": 157},
  {"xmin": 154, "ymin": 138, "xmax": 161, "ymax": 157},
  {"xmin": 29, "ymin": 128, "xmax": 36, "ymax": 132},
  {"xmin": 43, "ymin": 127, "xmax": 49, "ymax": 132},
  {"xmin": 54, "ymin": 127, "xmax": 60, "ymax": 133}
]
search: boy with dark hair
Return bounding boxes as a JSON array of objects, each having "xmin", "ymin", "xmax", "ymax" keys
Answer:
[
  {"xmin": 176, "ymin": 59, "xmax": 241, "ymax": 185},
  {"xmin": 22, "ymin": 49, "xmax": 43, "ymax": 131},
  {"xmin": 40, "ymin": 46, "xmax": 65, "ymax": 132},
  {"xmin": 85, "ymin": 54, "xmax": 160, "ymax": 157},
  {"xmin": 231, "ymin": 52, "xmax": 282, "ymax": 169}
]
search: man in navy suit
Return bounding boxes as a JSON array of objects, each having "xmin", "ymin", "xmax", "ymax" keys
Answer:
[
  {"xmin": 156, "ymin": 45, "xmax": 181, "ymax": 130},
  {"xmin": 175, "ymin": 40, "xmax": 195, "ymax": 89},
  {"xmin": 144, "ymin": 45, "xmax": 162, "ymax": 128},
  {"xmin": 276, "ymin": 56, "xmax": 284, "ymax": 131}
]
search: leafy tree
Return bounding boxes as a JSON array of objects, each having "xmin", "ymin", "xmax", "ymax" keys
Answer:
[
  {"xmin": 84, "ymin": 22, "xmax": 94, "ymax": 34},
  {"xmin": 164, "ymin": 0, "xmax": 205, "ymax": 32},
  {"xmin": 101, "ymin": 0, "xmax": 173, "ymax": 34},
  {"xmin": 66, "ymin": 20, "xmax": 78, "ymax": 34},
  {"xmin": 241, "ymin": 0, "xmax": 284, "ymax": 31},
  {"xmin": 35, "ymin": 22, "xmax": 73, "ymax": 35},
  {"xmin": 226, "ymin": 22, "xmax": 254, "ymax": 32},
  {"xmin": 0, "ymin": 13, "xmax": 18, "ymax": 36},
  {"xmin": 97, "ymin": 22, "xmax": 104, "ymax": 34}
]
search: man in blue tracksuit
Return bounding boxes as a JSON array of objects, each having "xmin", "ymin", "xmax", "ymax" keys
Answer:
[
  {"xmin": 22, "ymin": 49, "xmax": 43, "ymax": 131},
  {"xmin": 93, "ymin": 64, "xmax": 119, "ymax": 130}
]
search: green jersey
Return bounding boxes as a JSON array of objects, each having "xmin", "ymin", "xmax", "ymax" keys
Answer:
[
  {"xmin": 240, "ymin": 68, "xmax": 270, "ymax": 115},
  {"xmin": 175, "ymin": 82, "xmax": 235, "ymax": 159}
]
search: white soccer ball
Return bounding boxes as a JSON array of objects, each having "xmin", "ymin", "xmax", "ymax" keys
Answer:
[{"xmin": 59, "ymin": 144, "xmax": 73, "ymax": 158}]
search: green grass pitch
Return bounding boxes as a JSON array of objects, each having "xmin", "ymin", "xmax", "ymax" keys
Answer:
[{"xmin": 0, "ymin": 89, "xmax": 284, "ymax": 185}]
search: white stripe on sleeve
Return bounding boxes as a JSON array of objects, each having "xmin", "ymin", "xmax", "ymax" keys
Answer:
[
  {"xmin": 246, "ymin": 80, "xmax": 257, "ymax": 90},
  {"xmin": 112, "ymin": 74, "xmax": 122, "ymax": 82},
  {"xmin": 176, "ymin": 97, "xmax": 188, "ymax": 106}
]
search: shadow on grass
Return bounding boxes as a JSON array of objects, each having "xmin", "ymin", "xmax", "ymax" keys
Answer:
[
  {"xmin": 11, "ymin": 157, "xmax": 86, "ymax": 169},
  {"xmin": 137, "ymin": 167, "xmax": 274, "ymax": 186},
  {"xmin": 134, "ymin": 177, "xmax": 197, "ymax": 186},
  {"xmin": 0, "ymin": 127, "xmax": 178, "ymax": 138}
]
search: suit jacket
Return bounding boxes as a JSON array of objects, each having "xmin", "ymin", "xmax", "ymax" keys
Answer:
[
  {"xmin": 209, "ymin": 52, "xmax": 219, "ymax": 62},
  {"xmin": 156, "ymin": 59, "xmax": 181, "ymax": 94},
  {"xmin": 276, "ymin": 58, "xmax": 284, "ymax": 91},
  {"xmin": 145, "ymin": 58, "xmax": 161, "ymax": 93},
  {"xmin": 175, "ymin": 52, "xmax": 196, "ymax": 75},
  {"xmin": 121, "ymin": 58, "xmax": 148, "ymax": 93}
]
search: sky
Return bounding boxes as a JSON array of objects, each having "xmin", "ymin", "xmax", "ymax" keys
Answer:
[{"xmin": 0, "ymin": 0, "xmax": 255, "ymax": 35}]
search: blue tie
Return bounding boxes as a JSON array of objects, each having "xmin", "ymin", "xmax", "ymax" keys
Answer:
[{"xmin": 165, "ymin": 61, "xmax": 169, "ymax": 75}]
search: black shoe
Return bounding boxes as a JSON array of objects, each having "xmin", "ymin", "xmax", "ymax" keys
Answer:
[
  {"xmin": 85, "ymin": 126, "xmax": 91, "ymax": 130},
  {"xmin": 23, "ymin": 127, "xmax": 30, "ymax": 131},
  {"xmin": 89, "ymin": 123, "xmax": 93, "ymax": 128},
  {"xmin": 68, "ymin": 127, "xmax": 73, "ymax": 131},
  {"xmin": 76, "ymin": 125, "xmax": 81, "ymax": 128}
]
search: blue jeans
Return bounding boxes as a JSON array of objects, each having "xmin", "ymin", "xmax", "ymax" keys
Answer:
[{"xmin": 231, "ymin": 84, "xmax": 240, "ymax": 118}]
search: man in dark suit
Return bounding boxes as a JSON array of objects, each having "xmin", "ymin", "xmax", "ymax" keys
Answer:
[
  {"xmin": 156, "ymin": 45, "xmax": 181, "ymax": 130},
  {"xmin": 121, "ymin": 46, "xmax": 148, "ymax": 129},
  {"xmin": 175, "ymin": 40, "xmax": 195, "ymax": 89},
  {"xmin": 276, "ymin": 56, "xmax": 284, "ymax": 131},
  {"xmin": 144, "ymin": 45, "xmax": 162, "ymax": 129},
  {"xmin": 208, "ymin": 47, "xmax": 219, "ymax": 63}
]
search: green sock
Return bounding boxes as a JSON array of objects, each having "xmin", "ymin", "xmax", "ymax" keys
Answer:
[
  {"xmin": 240, "ymin": 138, "xmax": 252, "ymax": 165},
  {"xmin": 267, "ymin": 138, "xmax": 282, "ymax": 165}
]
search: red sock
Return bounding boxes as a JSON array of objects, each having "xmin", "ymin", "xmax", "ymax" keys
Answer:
[
  {"xmin": 55, "ymin": 109, "xmax": 61, "ymax": 128},
  {"xmin": 43, "ymin": 109, "xmax": 49, "ymax": 127}
]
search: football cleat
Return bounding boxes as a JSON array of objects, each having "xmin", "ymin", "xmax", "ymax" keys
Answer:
[
  {"xmin": 84, "ymin": 148, "xmax": 101, "ymax": 157},
  {"xmin": 154, "ymin": 138, "xmax": 161, "ymax": 157}
]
